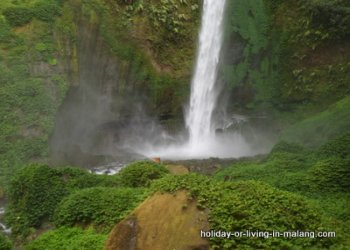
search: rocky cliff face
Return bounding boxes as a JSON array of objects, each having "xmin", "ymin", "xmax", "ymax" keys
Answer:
[{"xmin": 50, "ymin": 20, "xmax": 152, "ymax": 167}]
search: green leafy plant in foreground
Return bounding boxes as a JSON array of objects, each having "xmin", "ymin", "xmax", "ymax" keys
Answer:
[
  {"xmin": 0, "ymin": 234, "xmax": 12, "ymax": 250},
  {"xmin": 5, "ymin": 164, "xmax": 121, "ymax": 236},
  {"xmin": 118, "ymin": 161, "xmax": 169, "ymax": 187},
  {"xmin": 151, "ymin": 174, "xmax": 338, "ymax": 249},
  {"xmin": 54, "ymin": 187, "xmax": 146, "ymax": 232},
  {"xmin": 25, "ymin": 227, "xmax": 107, "ymax": 250}
]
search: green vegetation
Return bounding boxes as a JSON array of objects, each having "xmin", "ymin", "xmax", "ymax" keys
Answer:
[
  {"xmin": 221, "ymin": 0, "xmax": 278, "ymax": 106},
  {"xmin": 5, "ymin": 161, "xmax": 164, "ymax": 239},
  {"xmin": 54, "ymin": 187, "xmax": 146, "ymax": 232},
  {"xmin": 304, "ymin": 0, "xmax": 350, "ymax": 38},
  {"xmin": 221, "ymin": 0, "xmax": 350, "ymax": 122},
  {"xmin": 25, "ymin": 227, "xmax": 107, "ymax": 250},
  {"xmin": 213, "ymin": 132, "xmax": 350, "ymax": 248},
  {"xmin": 151, "ymin": 175, "xmax": 338, "ymax": 249},
  {"xmin": 269, "ymin": 0, "xmax": 350, "ymax": 112},
  {"xmin": 0, "ymin": 234, "xmax": 12, "ymax": 250},
  {"xmin": 118, "ymin": 161, "xmax": 169, "ymax": 187},
  {"xmin": 3, "ymin": 0, "xmax": 61, "ymax": 27},
  {"xmin": 80, "ymin": 0, "xmax": 200, "ymax": 115},
  {"xmin": 281, "ymin": 97, "xmax": 350, "ymax": 147},
  {"xmin": 5, "ymin": 138, "xmax": 350, "ymax": 249},
  {"xmin": 215, "ymin": 133, "xmax": 350, "ymax": 194},
  {"xmin": 0, "ymin": 0, "xmax": 199, "ymax": 188},
  {"xmin": 5, "ymin": 164, "xmax": 121, "ymax": 236},
  {"xmin": 0, "ymin": 0, "xmax": 69, "ymax": 188},
  {"xmin": 0, "ymin": 0, "xmax": 349, "ymax": 249}
]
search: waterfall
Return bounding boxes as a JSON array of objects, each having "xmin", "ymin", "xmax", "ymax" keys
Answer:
[
  {"xmin": 186, "ymin": 0, "xmax": 226, "ymax": 146},
  {"xmin": 132, "ymin": 0, "xmax": 263, "ymax": 159}
]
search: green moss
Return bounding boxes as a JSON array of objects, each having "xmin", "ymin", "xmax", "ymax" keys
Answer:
[
  {"xmin": 227, "ymin": 0, "xmax": 269, "ymax": 53},
  {"xmin": 54, "ymin": 187, "xmax": 146, "ymax": 232},
  {"xmin": 281, "ymin": 97, "xmax": 350, "ymax": 147},
  {"xmin": 25, "ymin": 227, "xmax": 107, "ymax": 250},
  {"xmin": 119, "ymin": 161, "xmax": 169, "ymax": 187},
  {"xmin": 221, "ymin": 0, "xmax": 278, "ymax": 105}
]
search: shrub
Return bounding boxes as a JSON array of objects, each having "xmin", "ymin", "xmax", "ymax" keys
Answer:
[
  {"xmin": 56, "ymin": 167, "xmax": 122, "ymax": 189},
  {"xmin": 6, "ymin": 164, "xmax": 122, "ymax": 235},
  {"xmin": 214, "ymin": 150, "xmax": 314, "ymax": 193},
  {"xmin": 54, "ymin": 187, "xmax": 146, "ymax": 231},
  {"xmin": 281, "ymin": 97, "xmax": 350, "ymax": 148},
  {"xmin": 151, "ymin": 174, "xmax": 337, "ymax": 249},
  {"xmin": 33, "ymin": 1, "xmax": 62, "ymax": 22},
  {"xmin": 3, "ymin": 1, "xmax": 62, "ymax": 27},
  {"xmin": 25, "ymin": 227, "xmax": 107, "ymax": 250},
  {"xmin": 118, "ymin": 161, "xmax": 169, "ymax": 187},
  {"xmin": 3, "ymin": 7, "xmax": 34, "ymax": 27},
  {"xmin": 270, "ymin": 141, "xmax": 305, "ymax": 154},
  {"xmin": 6, "ymin": 164, "xmax": 69, "ymax": 235},
  {"xmin": 0, "ymin": 234, "xmax": 12, "ymax": 250},
  {"xmin": 305, "ymin": 0, "xmax": 350, "ymax": 37},
  {"xmin": 317, "ymin": 132, "xmax": 350, "ymax": 159},
  {"xmin": 308, "ymin": 157, "xmax": 350, "ymax": 192}
]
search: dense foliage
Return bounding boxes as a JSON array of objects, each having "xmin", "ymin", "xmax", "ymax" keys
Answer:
[
  {"xmin": 0, "ymin": 0, "xmax": 69, "ymax": 188},
  {"xmin": 54, "ymin": 187, "xmax": 146, "ymax": 231},
  {"xmin": 151, "ymin": 174, "xmax": 337, "ymax": 249},
  {"xmin": 305, "ymin": 0, "xmax": 350, "ymax": 38},
  {"xmin": 0, "ymin": 234, "xmax": 12, "ymax": 250},
  {"xmin": 215, "ymin": 132, "xmax": 350, "ymax": 194},
  {"xmin": 214, "ymin": 132, "xmax": 350, "ymax": 247},
  {"xmin": 25, "ymin": 227, "xmax": 107, "ymax": 250},
  {"xmin": 220, "ymin": 0, "xmax": 350, "ymax": 135},
  {"xmin": 118, "ymin": 161, "xmax": 169, "ymax": 187},
  {"xmin": 6, "ymin": 165, "xmax": 121, "ymax": 236},
  {"xmin": 281, "ymin": 97, "xmax": 350, "ymax": 147},
  {"xmin": 3, "ymin": 0, "xmax": 61, "ymax": 27},
  {"xmin": 0, "ymin": 0, "xmax": 349, "ymax": 249}
]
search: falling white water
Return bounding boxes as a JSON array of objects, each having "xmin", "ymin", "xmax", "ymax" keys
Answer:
[
  {"xmin": 127, "ymin": 0, "xmax": 269, "ymax": 159},
  {"xmin": 186, "ymin": 0, "xmax": 227, "ymax": 146}
]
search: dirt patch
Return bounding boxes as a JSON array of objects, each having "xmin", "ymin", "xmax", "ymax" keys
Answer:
[{"xmin": 105, "ymin": 191, "xmax": 210, "ymax": 250}]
